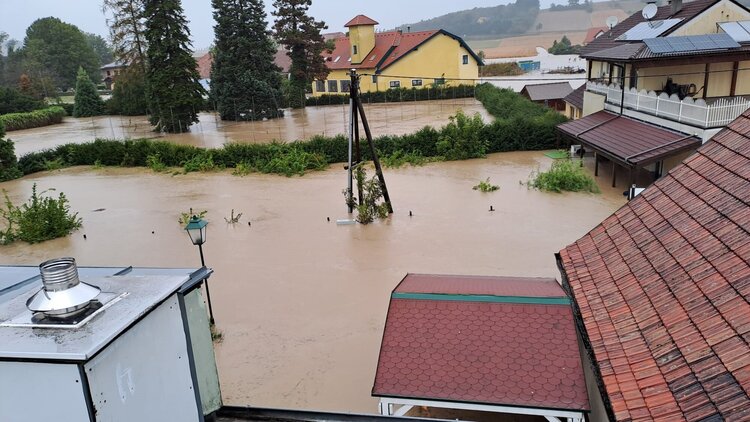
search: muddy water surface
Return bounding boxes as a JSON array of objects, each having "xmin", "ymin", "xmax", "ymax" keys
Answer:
[
  {"xmin": 0, "ymin": 152, "xmax": 624, "ymax": 413},
  {"xmin": 9, "ymin": 99, "xmax": 489, "ymax": 156}
]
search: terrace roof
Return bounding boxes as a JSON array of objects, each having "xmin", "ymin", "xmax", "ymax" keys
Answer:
[
  {"xmin": 373, "ymin": 274, "xmax": 589, "ymax": 419},
  {"xmin": 556, "ymin": 110, "xmax": 701, "ymax": 167}
]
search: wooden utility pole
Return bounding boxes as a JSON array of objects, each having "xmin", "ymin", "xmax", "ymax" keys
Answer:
[{"xmin": 347, "ymin": 69, "xmax": 393, "ymax": 214}]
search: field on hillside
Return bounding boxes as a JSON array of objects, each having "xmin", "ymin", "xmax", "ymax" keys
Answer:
[
  {"xmin": 471, "ymin": 32, "xmax": 588, "ymax": 58},
  {"xmin": 466, "ymin": 0, "xmax": 641, "ymax": 58}
]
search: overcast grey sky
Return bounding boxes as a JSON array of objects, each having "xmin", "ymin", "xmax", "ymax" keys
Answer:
[{"xmin": 0, "ymin": 0, "xmax": 562, "ymax": 51}]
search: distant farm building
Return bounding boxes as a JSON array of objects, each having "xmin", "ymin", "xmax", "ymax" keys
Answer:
[{"xmin": 520, "ymin": 81, "xmax": 573, "ymax": 111}]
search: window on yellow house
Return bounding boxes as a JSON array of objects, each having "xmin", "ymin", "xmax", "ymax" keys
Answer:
[
  {"xmin": 389, "ymin": 81, "xmax": 400, "ymax": 89},
  {"xmin": 372, "ymin": 75, "xmax": 378, "ymax": 83},
  {"xmin": 340, "ymin": 80, "xmax": 351, "ymax": 92},
  {"xmin": 412, "ymin": 79, "xmax": 422, "ymax": 87},
  {"xmin": 462, "ymin": 55, "xmax": 469, "ymax": 65},
  {"xmin": 315, "ymin": 80, "xmax": 325, "ymax": 92},
  {"xmin": 353, "ymin": 45, "xmax": 358, "ymax": 55},
  {"xmin": 328, "ymin": 80, "xmax": 338, "ymax": 92}
]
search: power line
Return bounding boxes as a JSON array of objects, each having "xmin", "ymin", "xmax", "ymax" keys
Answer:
[{"xmin": 359, "ymin": 65, "xmax": 750, "ymax": 82}]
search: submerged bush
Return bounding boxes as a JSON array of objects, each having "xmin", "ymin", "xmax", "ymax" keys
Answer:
[
  {"xmin": 437, "ymin": 110, "xmax": 487, "ymax": 160},
  {"xmin": 0, "ymin": 106, "xmax": 67, "ymax": 131},
  {"xmin": 0, "ymin": 184, "xmax": 82, "ymax": 244},
  {"xmin": 473, "ymin": 178, "xmax": 499, "ymax": 192},
  {"xmin": 528, "ymin": 159, "xmax": 600, "ymax": 193}
]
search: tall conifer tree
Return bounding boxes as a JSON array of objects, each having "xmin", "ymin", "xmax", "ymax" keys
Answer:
[
  {"xmin": 211, "ymin": 0, "xmax": 283, "ymax": 120},
  {"xmin": 273, "ymin": 0, "xmax": 329, "ymax": 108},
  {"xmin": 143, "ymin": 0, "xmax": 204, "ymax": 133},
  {"xmin": 73, "ymin": 67, "xmax": 105, "ymax": 117}
]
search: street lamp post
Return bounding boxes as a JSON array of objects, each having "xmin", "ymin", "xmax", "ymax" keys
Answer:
[{"xmin": 184, "ymin": 215, "xmax": 215, "ymax": 325}]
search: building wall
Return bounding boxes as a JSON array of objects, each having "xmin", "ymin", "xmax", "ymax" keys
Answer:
[
  {"xmin": 350, "ymin": 24, "xmax": 375, "ymax": 64},
  {"xmin": 565, "ymin": 102, "xmax": 583, "ymax": 119},
  {"xmin": 583, "ymin": 91, "xmax": 606, "ymax": 116},
  {"xmin": 706, "ymin": 61, "xmax": 734, "ymax": 97},
  {"xmin": 636, "ymin": 64, "xmax": 705, "ymax": 92},
  {"xmin": 311, "ymin": 34, "xmax": 479, "ymax": 96},
  {"xmin": 736, "ymin": 60, "xmax": 750, "ymax": 93},
  {"xmin": 670, "ymin": 0, "xmax": 750, "ymax": 36}
]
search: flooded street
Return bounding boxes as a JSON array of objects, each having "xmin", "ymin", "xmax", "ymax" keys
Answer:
[
  {"xmin": 0, "ymin": 152, "xmax": 624, "ymax": 413},
  {"xmin": 8, "ymin": 99, "xmax": 489, "ymax": 156}
]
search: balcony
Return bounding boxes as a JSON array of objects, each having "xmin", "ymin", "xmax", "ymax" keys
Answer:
[{"xmin": 586, "ymin": 81, "xmax": 750, "ymax": 129}]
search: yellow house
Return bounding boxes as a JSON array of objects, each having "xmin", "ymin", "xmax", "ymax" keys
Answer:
[{"xmin": 312, "ymin": 15, "xmax": 482, "ymax": 96}]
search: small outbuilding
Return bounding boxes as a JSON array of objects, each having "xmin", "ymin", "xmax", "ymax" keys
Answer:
[
  {"xmin": 373, "ymin": 273, "xmax": 590, "ymax": 421},
  {"xmin": 520, "ymin": 82, "xmax": 574, "ymax": 111}
]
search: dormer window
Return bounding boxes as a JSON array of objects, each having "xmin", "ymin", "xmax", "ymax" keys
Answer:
[{"xmin": 353, "ymin": 45, "xmax": 358, "ymax": 55}]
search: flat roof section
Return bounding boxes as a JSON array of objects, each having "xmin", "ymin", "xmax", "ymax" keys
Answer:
[
  {"xmin": 373, "ymin": 274, "xmax": 589, "ymax": 418},
  {"xmin": 556, "ymin": 110, "xmax": 701, "ymax": 167}
]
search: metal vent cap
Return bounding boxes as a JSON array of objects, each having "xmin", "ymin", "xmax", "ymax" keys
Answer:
[{"xmin": 26, "ymin": 257, "xmax": 100, "ymax": 317}]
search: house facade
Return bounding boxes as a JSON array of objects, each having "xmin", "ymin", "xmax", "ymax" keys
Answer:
[
  {"xmin": 520, "ymin": 81, "xmax": 573, "ymax": 112},
  {"xmin": 557, "ymin": 0, "xmax": 750, "ymax": 188},
  {"xmin": 100, "ymin": 61, "xmax": 127, "ymax": 89},
  {"xmin": 312, "ymin": 15, "xmax": 482, "ymax": 96}
]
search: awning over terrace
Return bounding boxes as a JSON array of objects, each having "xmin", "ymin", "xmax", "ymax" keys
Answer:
[
  {"xmin": 372, "ymin": 274, "xmax": 589, "ymax": 422},
  {"xmin": 556, "ymin": 111, "xmax": 701, "ymax": 186}
]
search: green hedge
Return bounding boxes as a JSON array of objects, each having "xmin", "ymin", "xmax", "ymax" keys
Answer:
[
  {"xmin": 306, "ymin": 84, "xmax": 478, "ymax": 106},
  {"xmin": 14, "ymin": 85, "xmax": 567, "ymax": 177},
  {"xmin": 0, "ymin": 106, "xmax": 67, "ymax": 131}
]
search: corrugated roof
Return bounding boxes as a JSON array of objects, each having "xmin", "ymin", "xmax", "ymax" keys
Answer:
[
  {"xmin": 521, "ymin": 82, "xmax": 573, "ymax": 101},
  {"xmin": 373, "ymin": 274, "xmax": 590, "ymax": 412},
  {"xmin": 564, "ymin": 84, "xmax": 586, "ymax": 110},
  {"xmin": 558, "ymin": 109, "xmax": 750, "ymax": 421},
  {"xmin": 556, "ymin": 110, "xmax": 701, "ymax": 166},
  {"xmin": 580, "ymin": 0, "xmax": 723, "ymax": 57},
  {"xmin": 345, "ymin": 15, "xmax": 379, "ymax": 27}
]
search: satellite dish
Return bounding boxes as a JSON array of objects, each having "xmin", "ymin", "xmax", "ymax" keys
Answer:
[
  {"xmin": 642, "ymin": 3, "xmax": 658, "ymax": 20},
  {"xmin": 606, "ymin": 16, "xmax": 619, "ymax": 29}
]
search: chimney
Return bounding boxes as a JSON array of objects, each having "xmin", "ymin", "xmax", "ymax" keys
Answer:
[
  {"xmin": 671, "ymin": 0, "xmax": 683, "ymax": 15},
  {"xmin": 407, "ymin": 26, "xmax": 411, "ymax": 33}
]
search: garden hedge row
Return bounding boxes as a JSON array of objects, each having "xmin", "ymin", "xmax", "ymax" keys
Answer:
[
  {"xmin": 0, "ymin": 106, "xmax": 67, "ymax": 131},
  {"xmin": 306, "ymin": 84, "xmax": 478, "ymax": 106},
  {"xmin": 13, "ymin": 84, "xmax": 568, "ymax": 177}
]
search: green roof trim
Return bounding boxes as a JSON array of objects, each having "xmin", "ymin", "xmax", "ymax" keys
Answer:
[{"xmin": 391, "ymin": 292, "xmax": 571, "ymax": 305}]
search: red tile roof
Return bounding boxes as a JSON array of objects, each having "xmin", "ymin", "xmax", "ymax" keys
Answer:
[
  {"xmin": 556, "ymin": 110, "xmax": 701, "ymax": 166},
  {"xmin": 558, "ymin": 109, "xmax": 750, "ymax": 421},
  {"xmin": 323, "ymin": 29, "xmax": 483, "ymax": 71},
  {"xmin": 196, "ymin": 52, "xmax": 212, "ymax": 80},
  {"xmin": 324, "ymin": 30, "xmax": 439, "ymax": 70},
  {"xmin": 580, "ymin": 0, "xmax": 724, "ymax": 57},
  {"xmin": 584, "ymin": 27, "xmax": 607, "ymax": 45},
  {"xmin": 345, "ymin": 15, "xmax": 379, "ymax": 27},
  {"xmin": 373, "ymin": 274, "xmax": 590, "ymax": 412}
]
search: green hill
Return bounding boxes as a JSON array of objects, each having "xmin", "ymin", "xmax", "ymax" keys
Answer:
[{"xmin": 404, "ymin": 0, "xmax": 540, "ymax": 38}]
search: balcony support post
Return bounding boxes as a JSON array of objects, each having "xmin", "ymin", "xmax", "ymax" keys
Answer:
[
  {"xmin": 703, "ymin": 63, "xmax": 710, "ymax": 99},
  {"xmin": 731, "ymin": 61, "xmax": 739, "ymax": 97}
]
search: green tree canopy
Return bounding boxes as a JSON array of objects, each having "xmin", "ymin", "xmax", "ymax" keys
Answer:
[
  {"xmin": 273, "ymin": 0, "xmax": 329, "ymax": 108},
  {"xmin": 0, "ymin": 120, "xmax": 22, "ymax": 182},
  {"xmin": 84, "ymin": 33, "xmax": 115, "ymax": 66},
  {"xmin": 144, "ymin": 0, "xmax": 205, "ymax": 132},
  {"xmin": 109, "ymin": 69, "xmax": 148, "ymax": 115},
  {"xmin": 0, "ymin": 86, "xmax": 45, "ymax": 114},
  {"xmin": 211, "ymin": 0, "xmax": 283, "ymax": 120},
  {"xmin": 23, "ymin": 17, "xmax": 101, "ymax": 91},
  {"xmin": 103, "ymin": 0, "xmax": 148, "ymax": 73}
]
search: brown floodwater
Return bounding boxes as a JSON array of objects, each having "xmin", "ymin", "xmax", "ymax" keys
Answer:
[
  {"xmin": 0, "ymin": 152, "xmax": 624, "ymax": 414},
  {"xmin": 8, "ymin": 99, "xmax": 489, "ymax": 156}
]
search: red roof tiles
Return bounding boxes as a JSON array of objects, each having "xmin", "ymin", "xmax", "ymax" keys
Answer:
[
  {"xmin": 559, "ymin": 109, "xmax": 750, "ymax": 421},
  {"xmin": 323, "ymin": 30, "xmax": 439, "ymax": 71},
  {"xmin": 556, "ymin": 111, "xmax": 701, "ymax": 166},
  {"xmin": 345, "ymin": 15, "xmax": 378, "ymax": 27},
  {"xmin": 373, "ymin": 274, "xmax": 590, "ymax": 412}
]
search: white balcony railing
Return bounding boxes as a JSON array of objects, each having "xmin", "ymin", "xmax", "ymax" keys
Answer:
[{"xmin": 586, "ymin": 81, "xmax": 750, "ymax": 128}]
